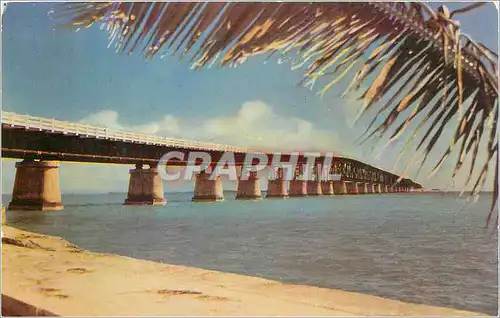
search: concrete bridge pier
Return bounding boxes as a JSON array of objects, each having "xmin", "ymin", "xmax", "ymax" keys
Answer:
[
  {"xmin": 289, "ymin": 165, "xmax": 307, "ymax": 197},
  {"xmin": 289, "ymin": 180, "xmax": 307, "ymax": 197},
  {"xmin": 124, "ymin": 163, "xmax": 166, "ymax": 206},
  {"xmin": 357, "ymin": 183, "xmax": 367, "ymax": 194},
  {"xmin": 321, "ymin": 181, "xmax": 334, "ymax": 195},
  {"xmin": 306, "ymin": 165, "xmax": 322, "ymax": 196},
  {"xmin": 236, "ymin": 171, "xmax": 262, "ymax": 200},
  {"xmin": 333, "ymin": 181, "xmax": 347, "ymax": 195},
  {"xmin": 192, "ymin": 170, "xmax": 224, "ymax": 202},
  {"xmin": 8, "ymin": 159, "xmax": 63, "ymax": 211},
  {"xmin": 346, "ymin": 182, "xmax": 358, "ymax": 195},
  {"xmin": 266, "ymin": 168, "xmax": 288, "ymax": 198},
  {"xmin": 307, "ymin": 181, "xmax": 322, "ymax": 196},
  {"xmin": 366, "ymin": 184, "xmax": 374, "ymax": 194}
]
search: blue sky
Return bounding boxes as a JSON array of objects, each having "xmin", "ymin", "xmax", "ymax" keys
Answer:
[{"xmin": 1, "ymin": 2, "xmax": 498, "ymax": 193}]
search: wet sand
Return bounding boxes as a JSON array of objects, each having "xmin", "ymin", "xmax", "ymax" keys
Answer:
[{"xmin": 1, "ymin": 225, "xmax": 485, "ymax": 316}]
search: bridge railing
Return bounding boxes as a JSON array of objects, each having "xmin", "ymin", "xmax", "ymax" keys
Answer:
[
  {"xmin": 1, "ymin": 111, "xmax": 251, "ymax": 153},
  {"xmin": 2, "ymin": 112, "xmax": 420, "ymax": 185}
]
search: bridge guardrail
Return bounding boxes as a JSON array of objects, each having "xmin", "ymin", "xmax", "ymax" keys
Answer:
[
  {"xmin": 1, "ymin": 112, "xmax": 349, "ymax": 155},
  {"xmin": 1, "ymin": 112, "xmax": 421, "ymax": 186},
  {"xmin": 1, "ymin": 111, "xmax": 254, "ymax": 153},
  {"xmin": 1, "ymin": 112, "xmax": 361, "ymax": 156},
  {"xmin": 1, "ymin": 111, "xmax": 394, "ymax": 166}
]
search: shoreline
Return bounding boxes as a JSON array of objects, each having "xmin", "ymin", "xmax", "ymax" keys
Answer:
[{"xmin": 1, "ymin": 225, "xmax": 487, "ymax": 316}]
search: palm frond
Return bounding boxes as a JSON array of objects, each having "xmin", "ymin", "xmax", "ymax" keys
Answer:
[{"xmin": 56, "ymin": 2, "xmax": 498, "ymax": 224}]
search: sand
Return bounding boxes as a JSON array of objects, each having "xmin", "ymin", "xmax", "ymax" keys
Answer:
[{"xmin": 1, "ymin": 225, "xmax": 485, "ymax": 316}]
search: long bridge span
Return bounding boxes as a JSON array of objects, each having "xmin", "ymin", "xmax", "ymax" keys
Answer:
[{"xmin": 1, "ymin": 111, "xmax": 422, "ymax": 210}]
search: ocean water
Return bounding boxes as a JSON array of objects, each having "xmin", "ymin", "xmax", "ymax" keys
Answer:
[{"xmin": 2, "ymin": 192, "xmax": 498, "ymax": 315}]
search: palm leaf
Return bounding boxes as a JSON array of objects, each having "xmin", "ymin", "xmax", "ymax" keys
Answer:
[{"xmin": 55, "ymin": 2, "xmax": 498, "ymax": 225}]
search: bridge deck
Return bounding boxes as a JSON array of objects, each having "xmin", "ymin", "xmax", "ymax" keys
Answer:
[
  {"xmin": 2, "ymin": 111, "xmax": 251, "ymax": 153},
  {"xmin": 1, "ymin": 111, "xmax": 421, "ymax": 187}
]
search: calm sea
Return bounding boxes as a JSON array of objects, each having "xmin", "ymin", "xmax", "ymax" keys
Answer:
[{"xmin": 2, "ymin": 192, "xmax": 498, "ymax": 315}]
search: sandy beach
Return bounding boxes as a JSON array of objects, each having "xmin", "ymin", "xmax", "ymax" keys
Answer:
[{"xmin": 1, "ymin": 225, "xmax": 487, "ymax": 316}]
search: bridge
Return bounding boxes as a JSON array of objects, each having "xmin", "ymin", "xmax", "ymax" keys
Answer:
[{"xmin": 1, "ymin": 111, "xmax": 422, "ymax": 210}]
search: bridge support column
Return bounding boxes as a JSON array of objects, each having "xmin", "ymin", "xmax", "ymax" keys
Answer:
[
  {"xmin": 289, "ymin": 165, "xmax": 307, "ymax": 197},
  {"xmin": 306, "ymin": 165, "xmax": 322, "ymax": 196},
  {"xmin": 192, "ymin": 170, "xmax": 223, "ymax": 202},
  {"xmin": 307, "ymin": 181, "xmax": 322, "ymax": 196},
  {"xmin": 124, "ymin": 163, "xmax": 166, "ymax": 206},
  {"xmin": 8, "ymin": 160, "xmax": 63, "ymax": 211},
  {"xmin": 345, "ymin": 182, "xmax": 358, "ymax": 195},
  {"xmin": 321, "ymin": 181, "xmax": 334, "ymax": 195},
  {"xmin": 333, "ymin": 181, "xmax": 347, "ymax": 195},
  {"xmin": 366, "ymin": 184, "xmax": 374, "ymax": 194},
  {"xmin": 289, "ymin": 180, "xmax": 307, "ymax": 197},
  {"xmin": 266, "ymin": 168, "xmax": 288, "ymax": 198},
  {"xmin": 378, "ymin": 184, "xmax": 385, "ymax": 193},
  {"xmin": 357, "ymin": 183, "xmax": 367, "ymax": 194},
  {"xmin": 236, "ymin": 171, "xmax": 261, "ymax": 200}
]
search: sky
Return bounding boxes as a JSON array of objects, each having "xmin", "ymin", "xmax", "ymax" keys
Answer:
[{"xmin": 1, "ymin": 2, "xmax": 498, "ymax": 194}]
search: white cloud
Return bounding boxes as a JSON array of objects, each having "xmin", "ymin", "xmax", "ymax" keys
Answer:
[
  {"xmin": 200, "ymin": 101, "xmax": 345, "ymax": 152},
  {"xmin": 80, "ymin": 110, "xmax": 180, "ymax": 136},
  {"xmin": 78, "ymin": 101, "xmax": 348, "ymax": 154}
]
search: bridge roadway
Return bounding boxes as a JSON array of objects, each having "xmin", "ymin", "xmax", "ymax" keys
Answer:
[{"xmin": 1, "ymin": 111, "xmax": 422, "ymax": 210}]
